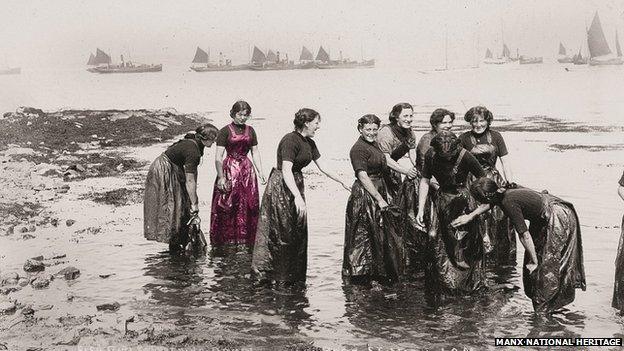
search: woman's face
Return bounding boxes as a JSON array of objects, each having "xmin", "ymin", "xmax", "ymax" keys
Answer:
[
  {"xmin": 232, "ymin": 110, "xmax": 250, "ymax": 125},
  {"xmin": 471, "ymin": 115, "xmax": 488, "ymax": 134},
  {"xmin": 397, "ymin": 108, "xmax": 413, "ymax": 129},
  {"xmin": 434, "ymin": 115, "xmax": 454, "ymax": 133},
  {"xmin": 359, "ymin": 123, "xmax": 379, "ymax": 143},
  {"xmin": 304, "ymin": 116, "xmax": 321, "ymax": 138},
  {"xmin": 202, "ymin": 138, "xmax": 215, "ymax": 148}
]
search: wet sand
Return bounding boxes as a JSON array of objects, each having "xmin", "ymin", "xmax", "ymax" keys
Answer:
[{"xmin": 1, "ymin": 106, "xmax": 624, "ymax": 350}]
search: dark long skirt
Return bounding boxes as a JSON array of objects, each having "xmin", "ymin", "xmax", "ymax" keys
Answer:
[
  {"xmin": 251, "ymin": 168, "xmax": 307, "ymax": 283},
  {"xmin": 397, "ymin": 174, "xmax": 430, "ymax": 273},
  {"xmin": 524, "ymin": 194, "xmax": 586, "ymax": 312},
  {"xmin": 210, "ymin": 155, "xmax": 260, "ymax": 246},
  {"xmin": 343, "ymin": 177, "xmax": 405, "ymax": 282},
  {"xmin": 383, "ymin": 169, "xmax": 402, "ymax": 204},
  {"xmin": 143, "ymin": 154, "xmax": 190, "ymax": 247},
  {"xmin": 613, "ymin": 215, "xmax": 624, "ymax": 312},
  {"xmin": 468, "ymin": 169, "xmax": 516, "ymax": 265},
  {"xmin": 426, "ymin": 187, "xmax": 486, "ymax": 295}
]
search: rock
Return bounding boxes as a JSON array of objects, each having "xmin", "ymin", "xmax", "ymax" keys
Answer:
[
  {"xmin": 21, "ymin": 234, "xmax": 36, "ymax": 240},
  {"xmin": 45, "ymin": 252, "xmax": 66, "ymax": 260},
  {"xmin": 50, "ymin": 218, "xmax": 59, "ymax": 226},
  {"xmin": 65, "ymin": 219, "xmax": 76, "ymax": 227},
  {"xmin": 23, "ymin": 259, "xmax": 45, "ymax": 272},
  {"xmin": 98, "ymin": 273, "xmax": 115, "ymax": 279},
  {"xmin": 16, "ymin": 225, "xmax": 29, "ymax": 233},
  {"xmin": 18, "ymin": 278, "xmax": 29, "ymax": 287},
  {"xmin": 30, "ymin": 255, "xmax": 44, "ymax": 261},
  {"xmin": 63, "ymin": 169, "xmax": 81, "ymax": 180},
  {"xmin": 37, "ymin": 304, "xmax": 53, "ymax": 310},
  {"xmin": 0, "ymin": 272, "xmax": 19, "ymax": 285},
  {"xmin": 28, "ymin": 225, "xmax": 36, "ymax": 232},
  {"xmin": 4, "ymin": 147, "xmax": 36, "ymax": 156},
  {"xmin": 0, "ymin": 300, "xmax": 16, "ymax": 313},
  {"xmin": 116, "ymin": 164, "xmax": 124, "ymax": 172},
  {"xmin": 30, "ymin": 274, "xmax": 53, "ymax": 289},
  {"xmin": 3, "ymin": 226, "xmax": 14, "ymax": 236},
  {"xmin": 57, "ymin": 266, "xmax": 80, "ymax": 280},
  {"xmin": 168, "ymin": 335, "xmax": 189, "ymax": 345},
  {"xmin": 0, "ymin": 286, "xmax": 21, "ymax": 295},
  {"xmin": 96, "ymin": 302, "xmax": 120, "ymax": 311},
  {"xmin": 21, "ymin": 306, "xmax": 34, "ymax": 316},
  {"xmin": 53, "ymin": 331, "xmax": 80, "ymax": 346}
]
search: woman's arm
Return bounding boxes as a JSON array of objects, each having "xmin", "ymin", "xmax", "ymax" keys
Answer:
[
  {"xmin": 416, "ymin": 177, "xmax": 431, "ymax": 228},
  {"xmin": 250, "ymin": 145, "xmax": 267, "ymax": 184},
  {"xmin": 499, "ymin": 155, "xmax": 513, "ymax": 183},
  {"xmin": 313, "ymin": 158, "xmax": 351, "ymax": 191},
  {"xmin": 357, "ymin": 171, "xmax": 388, "ymax": 208},
  {"xmin": 518, "ymin": 230, "xmax": 538, "ymax": 273},
  {"xmin": 383, "ymin": 154, "xmax": 418, "ymax": 178},
  {"xmin": 185, "ymin": 172, "xmax": 199, "ymax": 213},
  {"xmin": 451, "ymin": 204, "xmax": 492, "ymax": 227},
  {"xmin": 618, "ymin": 185, "xmax": 624, "ymax": 202},
  {"xmin": 214, "ymin": 145, "xmax": 228, "ymax": 191},
  {"xmin": 282, "ymin": 160, "xmax": 306, "ymax": 221}
]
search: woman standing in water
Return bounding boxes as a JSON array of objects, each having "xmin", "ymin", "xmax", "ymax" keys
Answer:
[
  {"xmin": 612, "ymin": 171, "xmax": 624, "ymax": 313},
  {"xmin": 454, "ymin": 177, "xmax": 586, "ymax": 312},
  {"xmin": 210, "ymin": 101, "xmax": 267, "ymax": 248},
  {"xmin": 251, "ymin": 108, "xmax": 351, "ymax": 285},
  {"xmin": 416, "ymin": 131, "xmax": 487, "ymax": 295},
  {"xmin": 408, "ymin": 109, "xmax": 456, "ymax": 271},
  {"xmin": 343, "ymin": 114, "xmax": 404, "ymax": 284},
  {"xmin": 459, "ymin": 106, "xmax": 515, "ymax": 264},
  {"xmin": 144, "ymin": 124, "xmax": 219, "ymax": 251}
]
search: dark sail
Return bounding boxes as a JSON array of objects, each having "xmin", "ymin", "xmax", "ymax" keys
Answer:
[
  {"xmin": 87, "ymin": 53, "xmax": 96, "ymax": 65},
  {"xmin": 617, "ymin": 31, "xmax": 622, "ymax": 57},
  {"xmin": 192, "ymin": 47, "xmax": 209, "ymax": 64},
  {"xmin": 485, "ymin": 48, "xmax": 493, "ymax": 59},
  {"xmin": 251, "ymin": 46, "xmax": 266, "ymax": 64},
  {"xmin": 299, "ymin": 46, "xmax": 313, "ymax": 61},
  {"xmin": 559, "ymin": 43, "xmax": 566, "ymax": 55},
  {"xmin": 266, "ymin": 50, "xmax": 277, "ymax": 63},
  {"xmin": 94, "ymin": 48, "xmax": 112, "ymax": 65},
  {"xmin": 502, "ymin": 44, "xmax": 511, "ymax": 58},
  {"xmin": 316, "ymin": 46, "xmax": 330, "ymax": 62},
  {"xmin": 587, "ymin": 12, "xmax": 612, "ymax": 58}
]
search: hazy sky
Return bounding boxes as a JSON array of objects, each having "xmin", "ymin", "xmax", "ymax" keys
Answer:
[{"xmin": 1, "ymin": 0, "xmax": 624, "ymax": 69}]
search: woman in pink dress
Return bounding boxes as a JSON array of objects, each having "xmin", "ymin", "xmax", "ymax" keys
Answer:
[{"xmin": 210, "ymin": 101, "xmax": 267, "ymax": 247}]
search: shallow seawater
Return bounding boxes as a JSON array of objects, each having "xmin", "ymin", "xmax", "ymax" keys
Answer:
[{"xmin": 1, "ymin": 64, "xmax": 624, "ymax": 349}]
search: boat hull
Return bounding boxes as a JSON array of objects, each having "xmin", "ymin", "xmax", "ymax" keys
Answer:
[
  {"xmin": 519, "ymin": 57, "xmax": 543, "ymax": 64},
  {"xmin": 483, "ymin": 59, "xmax": 507, "ymax": 65},
  {"xmin": 557, "ymin": 57, "xmax": 574, "ymax": 63},
  {"xmin": 0, "ymin": 67, "xmax": 21, "ymax": 75},
  {"xmin": 91, "ymin": 64, "xmax": 163, "ymax": 74},
  {"xmin": 315, "ymin": 60, "xmax": 374, "ymax": 69},
  {"xmin": 589, "ymin": 57, "xmax": 624, "ymax": 66},
  {"xmin": 190, "ymin": 64, "xmax": 250, "ymax": 72}
]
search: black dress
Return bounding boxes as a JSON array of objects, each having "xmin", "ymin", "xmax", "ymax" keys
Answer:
[
  {"xmin": 422, "ymin": 148, "xmax": 487, "ymax": 295},
  {"xmin": 251, "ymin": 132, "xmax": 320, "ymax": 284},
  {"xmin": 343, "ymin": 137, "xmax": 405, "ymax": 282},
  {"xmin": 612, "ymin": 172, "xmax": 624, "ymax": 312},
  {"xmin": 459, "ymin": 129, "xmax": 516, "ymax": 265},
  {"xmin": 499, "ymin": 188, "xmax": 586, "ymax": 312}
]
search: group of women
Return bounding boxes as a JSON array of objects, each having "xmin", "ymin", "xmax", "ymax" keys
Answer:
[{"xmin": 143, "ymin": 100, "xmax": 592, "ymax": 313}]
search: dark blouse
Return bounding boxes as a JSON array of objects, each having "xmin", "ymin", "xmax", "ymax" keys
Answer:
[
  {"xmin": 619, "ymin": 171, "xmax": 624, "ymax": 187},
  {"xmin": 216, "ymin": 123, "xmax": 258, "ymax": 147},
  {"xmin": 276, "ymin": 131, "xmax": 321, "ymax": 172},
  {"xmin": 376, "ymin": 124, "xmax": 416, "ymax": 161},
  {"xmin": 349, "ymin": 137, "xmax": 387, "ymax": 178},
  {"xmin": 416, "ymin": 131, "xmax": 436, "ymax": 172},
  {"xmin": 459, "ymin": 129, "xmax": 508, "ymax": 168},
  {"xmin": 499, "ymin": 188, "xmax": 545, "ymax": 234},
  {"xmin": 164, "ymin": 138, "xmax": 204, "ymax": 174},
  {"xmin": 422, "ymin": 148, "xmax": 485, "ymax": 191}
]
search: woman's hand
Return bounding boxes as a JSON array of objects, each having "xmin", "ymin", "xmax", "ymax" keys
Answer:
[
  {"xmin": 525, "ymin": 262, "xmax": 538, "ymax": 274},
  {"xmin": 416, "ymin": 210, "xmax": 425, "ymax": 228},
  {"xmin": 217, "ymin": 177, "xmax": 228, "ymax": 192},
  {"xmin": 451, "ymin": 214, "xmax": 473, "ymax": 228},
  {"xmin": 407, "ymin": 166, "xmax": 418, "ymax": 179},
  {"xmin": 378, "ymin": 199, "xmax": 389, "ymax": 210},
  {"xmin": 294, "ymin": 196, "xmax": 307, "ymax": 222},
  {"xmin": 259, "ymin": 173, "xmax": 267, "ymax": 185}
]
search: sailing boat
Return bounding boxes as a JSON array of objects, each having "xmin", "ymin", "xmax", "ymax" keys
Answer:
[
  {"xmin": 0, "ymin": 55, "xmax": 21, "ymax": 75},
  {"xmin": 483, "ymin": 48, "xmax": 505, "ymax": 64},
  {"xmin": 88, "ymin": 48, "xmax": 162, "ymax": 73},
  {"xmin": 557, "ymin": 43, "xmax": 573, "ymax": 63},
  {"xmin": 587, "ymin": 12, "xmax": 623, "ymax": 66},
  {"xmin": 248, "ymin": 46, "xmax": 294, "ymax": 71},
  {"xmin": 295, "ymin": 46, "xmax": 315, "ymax": 69},
  {"xmin": 314, "ymin": 46, "xmax": 373, "ymax": 69},
  {"xmin": 572, "ymin": 41, "xmax": 588, "ymax": 65},
  {"xmin": 86, "ymin": 48, "xmax": 111, "ymax": 72},
  {"xmin": 190, "ymin": 46, "xmax": 249, "ymax": 72}
]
